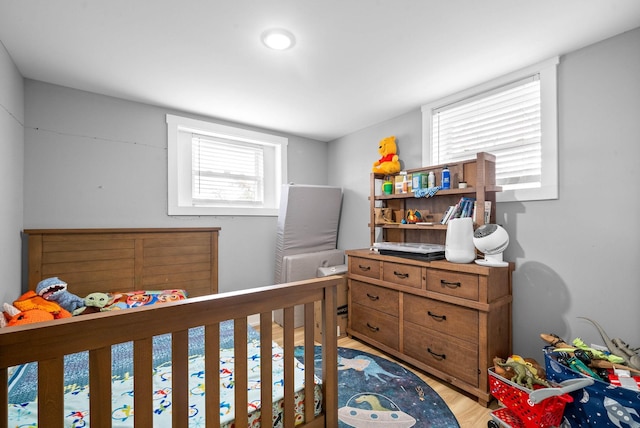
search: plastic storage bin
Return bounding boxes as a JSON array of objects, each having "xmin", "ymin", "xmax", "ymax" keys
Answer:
[
  {"xmin": 544, "ymin": 346, "xmax": 640, "ymax": 427},
  {"xmin": 488, "ymin": 367, "xmax": 592, "ymax": 428}
]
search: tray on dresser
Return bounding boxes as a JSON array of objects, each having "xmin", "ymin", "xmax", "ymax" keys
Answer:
[{"xmin": 372, "ymin": 242, "xmax": 446, "ymax": 261}]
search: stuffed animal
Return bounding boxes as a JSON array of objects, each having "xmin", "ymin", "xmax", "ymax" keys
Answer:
[
  {"xmin": 0, "ymin": 303, "xmax": 20, "ymax": 327},
  {"xmin": 13, "ymin": 290, "xmax": 69, "ymax": 317},
  {"xmin": 36, "ymin": 277, "xmax": 85, "ymax": 314},
  {"xmin": 8, "ymin": 309, "xmax": 55, "ymax": 327},
  {"xmin": 406, "ymin": 209, "xmax": 422, "ymax": 224},
  {"xmin": 372, "ymin": 136, "xmax": 401, "ymax": 174},
  {"xmin": 73, "ymin": 292, "xmax": 112, "ymax": 315},
  {"xmin": 2, "ymin": 300, "xmax": 71, "ymax": 327}
]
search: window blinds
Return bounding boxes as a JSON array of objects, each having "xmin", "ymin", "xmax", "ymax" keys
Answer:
[
  {"xmin": 191, "ymin": 135, "xmax": 264, "ymax": 205},
  {"xmin": 432, "ymin": 75, "xmax": 541, "ymax": 190}
]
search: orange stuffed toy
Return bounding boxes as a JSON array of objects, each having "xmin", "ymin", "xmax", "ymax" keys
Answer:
[
  {"xmin": 1, "ymin": 291, "xmax": 72, "ymax": 327},
  {"xmin": 13, "ymin": 290, "xmax": 71, "ymax": 318},
  {"xmin": 372, "ymin": 136, "xmax": 401, "ymax": 174},
  {"xmin": 7, "ymin": 309, "xmax": 55, "ymax": 326}
]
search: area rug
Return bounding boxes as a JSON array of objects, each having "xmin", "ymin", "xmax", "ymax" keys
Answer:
[{"xmin": 295, "ymin": 346, "xmax": 460, "ymax": 428}]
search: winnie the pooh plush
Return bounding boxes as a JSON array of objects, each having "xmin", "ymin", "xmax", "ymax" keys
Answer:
[{"xmin": 372, "ymin": 136, "xmax": 401, "ymax": 174}]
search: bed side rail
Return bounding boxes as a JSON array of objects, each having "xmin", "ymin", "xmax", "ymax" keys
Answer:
[{"xmin": 0, "ymin": 276, "xmax": 339, "ymax": 428}]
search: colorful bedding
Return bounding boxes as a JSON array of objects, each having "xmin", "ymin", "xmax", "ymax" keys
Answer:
[
  {"xmin": 7, "ymin": 296, "xmax": 321, "ymax": 427},
  {"xmin": 96, "ymin": 289, "xmax": 189, "ymax": 311}
]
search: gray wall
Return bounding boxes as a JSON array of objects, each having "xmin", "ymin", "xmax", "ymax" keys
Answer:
[
  {"xmin": 329, "ymin": 27, "xmax": 640, "ymax": 360},
  {"xmin": 23, "ymin": 81, "xmax": 329, "ymax": 294},
  {"xmin": 0, "ymin": 42, "xmax": 24, "ymax": 305},
  {"xmin": 328, "ymin": 109, "xmax": 423, "ymax": 249}
]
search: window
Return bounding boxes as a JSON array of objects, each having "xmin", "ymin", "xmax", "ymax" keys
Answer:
[
  {"xmin": 422, "ymin": 57, "xmax": 558, "ymax": 202},
  {"xmin": 167, "ymin": 114, "xmax": 287, "ymax": 216}
]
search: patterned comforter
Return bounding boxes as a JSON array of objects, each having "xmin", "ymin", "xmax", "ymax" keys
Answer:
[{"xmin": 7, "ymin": 320, "xmax": 320, "ymax": 427}]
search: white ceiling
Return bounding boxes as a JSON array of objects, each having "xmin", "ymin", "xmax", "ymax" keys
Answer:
[{"xmin": 1, "ymin": 1, "xmax": 639, "ymax": 142}]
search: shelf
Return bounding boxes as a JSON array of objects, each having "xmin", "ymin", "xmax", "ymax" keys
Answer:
[
  {"xmin": 374, "ymin": 187, "xmax": 476, "ymax": 200},
  {"xmin": 372, "ymin": 223, "xmax": 448, "ymax": 230},
  {"xmin": 372, "ymin": 185, "xmax": 503, "ymax": 201},
  {"xmin": 369, "ymin": 152, "xmax": 500, "ymax": 246}
]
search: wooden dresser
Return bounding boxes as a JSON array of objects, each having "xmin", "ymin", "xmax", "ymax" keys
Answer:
[{"xmin": 346, "ymin": 248, "xmax": 512, "ymax": 406}]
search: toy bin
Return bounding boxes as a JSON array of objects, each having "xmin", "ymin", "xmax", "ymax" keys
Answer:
[
  {"xmin": 544, "ymin": 347, "xmax": 640, "ymax": 427},
  {"xmin": 488, "ymin": 367, "xmax": 592, "ymax": 428}
]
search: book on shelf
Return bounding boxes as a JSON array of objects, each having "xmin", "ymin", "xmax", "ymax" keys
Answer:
[
  {"xmin": 442, "ymin": 197, "xmax": 475, "ymax": 224},
  {"xmin": 461, "ymin": 198, "xmax": 473, "ymax": 217},
  {"xmin": 484, "ymin": 201, "xmax": 492, "ymax": 224},
  {"xmin": 447, "ymin": 200, "xmax": 462, "ymax": 222},
  {"xmin": 440, "ymin": 205, "xmax": 455, "ymax": 224}
]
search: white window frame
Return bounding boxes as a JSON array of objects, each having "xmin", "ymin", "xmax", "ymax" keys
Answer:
[
  {"xmin": 167, "ymin": 114, "xmax": 288, "ymax": 216},
  {"xmin": 422, "ymin": 57, "xmax": 559, "ymax": 202}
]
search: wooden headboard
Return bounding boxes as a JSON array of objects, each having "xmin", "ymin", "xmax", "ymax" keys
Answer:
[{"xmin": 23, "ymin": 228, "xmax": 219, "ymax": 298}]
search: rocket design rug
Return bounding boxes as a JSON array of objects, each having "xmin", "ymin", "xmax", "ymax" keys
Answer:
[{"xmin": 296, "ymin": 346, "xmax": 460, "ymax": 428}]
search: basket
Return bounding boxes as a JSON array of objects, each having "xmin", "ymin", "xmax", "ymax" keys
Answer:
[
  {"xmin": 488, "ymin": 368, "xmax": 573, "ymax": 428},
  {"xmin": 544, "ymin": 347, "xmax": 640, "ymax": 427}
]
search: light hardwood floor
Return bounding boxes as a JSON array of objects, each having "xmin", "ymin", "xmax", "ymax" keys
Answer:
[{"xmin": 266, "ymin": 322, "xmax": 498, "ymax": 428}]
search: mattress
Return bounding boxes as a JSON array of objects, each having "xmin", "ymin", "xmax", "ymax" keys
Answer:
[
  {"xmin": 7, "ymin": 321, "xmax": 321, "ymax": 427},
  {"xmin": 273, "ymin": 249, "xmax": 345, "ymax": 327},
  {"xmin": 274, "ymin": 184, "xmax": 343, "ymax": 284}
]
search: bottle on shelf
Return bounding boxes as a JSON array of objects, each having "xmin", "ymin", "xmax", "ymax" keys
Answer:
[
  {"xmin": 441, "ymin": 165, "xmax": 450, "ymax": 189},
  {"xmin": 427, "ymin": 171, "xmax": 435, "ymax": 188}
]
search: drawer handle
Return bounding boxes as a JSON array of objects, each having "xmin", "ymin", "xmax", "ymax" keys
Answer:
[
  {"xmin": 366, "ymin": 293, "xmax": 379, "ymax": 301},
  {"xmin": 394, "ymin": 271, "xmax": 409, "ymax": 279},
  {"xmin": 358, "ymin": 264, "xmax": 371, "ymax": 272},
  {"xmin": 427, "ymin": 311, "xmax": 447, "ymax": 321},
  {"xmin": 427, "ymin": 348, "xmax": 446, "ymax": 360},
  {"xmin": 440, "ymin": 279, "xmax": 461, "ymax": 289},
  {"xmin": 366, "ymin": 323, "xmax": 380, "ymax": 332}
]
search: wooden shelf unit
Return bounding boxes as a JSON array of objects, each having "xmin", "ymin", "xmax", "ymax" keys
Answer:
[{"xmin": 369, "ymin": 152, "xmax": 500, "ymax": 245}]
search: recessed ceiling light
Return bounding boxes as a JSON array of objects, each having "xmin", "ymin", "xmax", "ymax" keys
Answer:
[{"xmin": 261, "ymin": 28, "xmax": 296, "ymax": 50}]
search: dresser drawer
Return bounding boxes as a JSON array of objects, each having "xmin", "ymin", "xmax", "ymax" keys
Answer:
[
  {"xmin": 351, "ymin": 303, "xmax": 399, "ymax": 350},
  {"xmin": 349, "ymin": 256, "xmax": 381, "ymax": 280},
  {"xmin": 426, "ymin": 269, "xmax": 479, "ymax": 301},
  {"xmin": 382, "ymin": 261, "xmax": 423, "ymax": 289},
  {"xmin": 351, "ymin": 281, "xmax": 399, "ymax": 317},
  {"xmin": 404, "ymin": 294, "xmax": 478, "ymax": 344},
  {"xmin": 403, "ymin": 322, "xmax": 479, "ymax": 387}
]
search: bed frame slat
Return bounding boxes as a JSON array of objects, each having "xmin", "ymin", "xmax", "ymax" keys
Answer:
[
  {"xmin": 283, "ymin": 306, "xmax": 296, "ymax": 427},
  {"xmin": 205, "ymin": 323, "xmax": 221, "ymax": 428},
  {"xmin": 234, "ymin": 317, "xmax": 249, "ymax": 427},
  {"xmin": 89, "ymin": 346, "xmax": 112, "ymax": 425},
  {"xmin": 304, "ymin": 302, "xmax": 316, "ymax": 423},
  {"xmin": 260, "ymin": 312, "xmax": 274, "ymax": 425},
  {"xmin": 38, "ymin": 356, "xmax": 64, "ymax": 428},
  {"xmin": 171, "ymin": 329, "xmax": 190, "ymax": 425},
  {"xmin": 133, "ymin": 337, "xmax": 153, "ymax": 426},
  {"xmin": 0, "ymin": 369, "xmax": 6, "ymax": 425},
  {"xmin": 322, "ymin": 284, "xmax": 339, "ymax": 427}
]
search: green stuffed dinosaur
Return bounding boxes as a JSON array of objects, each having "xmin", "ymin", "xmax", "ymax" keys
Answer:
[
  {"xmin": 541, "ymin": 332, "xmax": 625, "ymax": 364},
  {"xmin": 572, "ymin": 337, "xmax": 625, "ymax": 364},
  {"xmin": 495, "ymin": 358, "xmax": 550, "ymax": 389}
]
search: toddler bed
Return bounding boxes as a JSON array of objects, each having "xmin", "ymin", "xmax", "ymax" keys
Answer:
[{"xmin": 1, "ymin": 228, "xmax": 339, "ymax": 427}]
